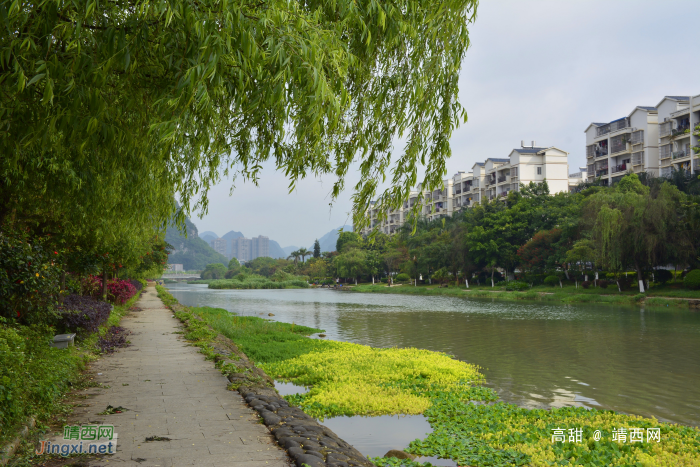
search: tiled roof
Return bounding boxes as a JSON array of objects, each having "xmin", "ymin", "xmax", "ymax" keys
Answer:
[
  {"xmin": 609, "ymin": 117, "xmax": 626, "ymax": 123},
  {"xmin": 637, "ymin": 106, "xmax": 656, "ymax": 111},
  {"xmin": 665, "ymin": 96, "xmax": 690, "ymax": 101},
  {"xmin": 488, "ymin": 158, "xmax": 510, "ymax": 162},
  {"xmin": 591, "ymin": 122, "xmax": 607, "ymax": 126}
]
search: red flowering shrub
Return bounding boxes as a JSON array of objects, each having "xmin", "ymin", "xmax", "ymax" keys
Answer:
[
  {"xmin": 80, "ymin": 275, "xmax": 138, "ymax": 304},
  {"xmin": 107, "ymin": 279, "xmax": 137, "ymax": 304}
]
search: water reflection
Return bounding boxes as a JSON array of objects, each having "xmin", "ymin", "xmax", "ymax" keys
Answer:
[{"xmin": 167, "ymin": 284, "xmax": 700, "ymax": 426}]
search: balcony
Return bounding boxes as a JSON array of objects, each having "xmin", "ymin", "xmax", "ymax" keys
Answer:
[
  {"xmin": 611, "ymin": 163, "xmax": 628, "ymax": 174},
  {"xmin": 497, "ymin": 175, "xmax": 507, "ymax": 183},
  {"xmin": 672, "ymin": 150, "xmax": 689, "ymax": 160},
  {"xmin": 596, "ymin": 169, "xmax": 609, "ymax": 177},
  {"xmin": 610, "ymin": 134, "xmax": 630, "ymax": 154},
  {"xmin": 596, "ymin": 118, "xmax": 629, "ymax": 137},
  {"xmin": 671, "ymin": 125, "xmax": 691, "ymax": 138},
  {"xmin": 631, "ymin": 130, "xmax": 644, "ymax": 145},
  {"xmin": 455, "ymin": 188, "xmax": 461, "ymax": 194},
  {"xmin": 660, "ymin": 145, "xmax": 672, "ymax": 160},
  {"xmin": 632, "ymin": 151, "xmax": 644, "ymax": 166},
  {"xmin": 660, "ymin": 122, "xmax": 672, "ymax": 138}
]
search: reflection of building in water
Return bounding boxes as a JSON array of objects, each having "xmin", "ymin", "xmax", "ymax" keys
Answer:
[{"xmin": 231, "ymin": 236, "xmax": 269, "ymax": 261}]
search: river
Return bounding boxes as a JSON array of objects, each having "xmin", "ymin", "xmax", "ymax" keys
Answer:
[{"xmin": 165, "ymin": 284, "xmax": 700, "ymax": 456}]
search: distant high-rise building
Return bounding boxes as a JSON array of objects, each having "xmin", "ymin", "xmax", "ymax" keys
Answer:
[
  {"xmin": 230, "ymin": 236, "xmax": 270, "ymax": 262},
  {"xmin": 210, "ymin": 238, "xmax": 228, "ymax": 257},
  {"xmin": 252, "ymin": 236, "xmax": 269, "ymax": 259}
]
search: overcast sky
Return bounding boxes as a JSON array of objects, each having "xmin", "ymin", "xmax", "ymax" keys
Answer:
[{"xmin": 191, "ymin": 0, "xmax": 700, "ymax": 248}]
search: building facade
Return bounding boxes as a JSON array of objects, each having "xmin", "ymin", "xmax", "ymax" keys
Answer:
[
  {"xmin": 209, "ymin": 238, "xmax": 228, "ymax": 257},
  {"xmin": 656, "ymin": 95, "xmax": 700, "ymax": 177},
  {"xmin": 358, "ymin": 142, "xmax": 572, "ymax": 236},
  {"xmin": 230, "ymin": 236, "xmax": 270, "ymax": 262}
]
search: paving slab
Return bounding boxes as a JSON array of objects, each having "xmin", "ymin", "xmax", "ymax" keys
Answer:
[{"xmin": 50, "ymin": 284, "xmax": 291, "ymax": 467}]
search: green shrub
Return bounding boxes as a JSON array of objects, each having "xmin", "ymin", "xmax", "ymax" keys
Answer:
[
  {"xmin": 654, "ymin": 269, "xmax": 673, "ymax": 284},
  {"xmin": 395, "ymin": 273, "xmax": 410, "ymax": 282},
  {"xmin": 505, "ymin": 281, "xmax": 529, "ymax": 291},
  {"xmin": 684, "ymin": 269, "xmax": 700, "ymax": 290},
  {"xmin": 543, "ymin": 275, "xmax": 559, "ymax": 287}
]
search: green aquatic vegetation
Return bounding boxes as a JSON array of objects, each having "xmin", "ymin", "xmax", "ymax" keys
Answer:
[
  {"xmin": 160, "ymin": 292, "xmax": 700, "ymax": 466},
  {"xmin": 182, "ymin": 306, "xmax": 489, "ymax": 418},
  {"xmin": 373, "ymin": 397, "xmax": 700, "ymax": 467},
  {"xmin": 208, "ymin": 277, "xmax": 309, "ymax": 289}
]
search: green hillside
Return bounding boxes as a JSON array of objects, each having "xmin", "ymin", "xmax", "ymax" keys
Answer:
[{"xmin": 165, "ymin": 214, "xmax": 228, "ymax": 271}]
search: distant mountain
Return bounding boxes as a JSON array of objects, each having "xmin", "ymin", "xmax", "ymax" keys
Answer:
[
  {"xmin": 314, "ymin": 225, "xmax": 353, "ymax": 253},
  {"xmin": 165, "ymin": 216, "xmax": 228, "ymax": 270},
  {"xmin": 199, "ymin": 231, "xmax": 218, "ymax": 243},
  {"xmin": 282, "ymin": 246, "xmax": 299, "ymax": 256},
  {"xmin": 222, "ymin": 230, "xmax": 244, "ymax": 240},
  {"xmin": 269, "ymin": 240, "xmax": 286, "ymax": 259}
]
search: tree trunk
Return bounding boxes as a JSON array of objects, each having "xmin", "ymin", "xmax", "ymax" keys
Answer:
[
  {"xmin": 102, "ymin": 268, "xmax": 108, "ymax": 300},
  {"xmin": 564, "ymin": 268, "xmax": 570, "ymax": 280},
  {"xmin": 465, "ymin": 279, "xmax": 469, "ymax": 288},
  {"xmin": 616, "ymin": 280, "xmax": 621, "ymax": 292},
  {"xmin": 636, "ymin": 264, "xmax": 645, "ymax": 293},
  {"xmin": 559, "ymin": 279, "xmax": 562, "ymax": 288},
  {"xmin": 491, "ymin": 268, "xmax": 495, "ymax": 288},
  {"xmin": 372, "ymin": 275, "xmax": 374, "ymax": 285},
  {"xmin": 60, "ymin": 271, "xmax": 66, "ymax": 303}
]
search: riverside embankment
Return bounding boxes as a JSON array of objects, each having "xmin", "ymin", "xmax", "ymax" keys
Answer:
[{"xmin": 164, "ymin": 283, "xmax": 700, "ymax": 466}]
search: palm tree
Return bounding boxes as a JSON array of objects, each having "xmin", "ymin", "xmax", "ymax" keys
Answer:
[
  {"xmin": 297, "ymin": 247, "xmax": 312, "ymax": 263},
  {"xmin": 287, "ymin": 250, "xmax": 301, "ymax": 266}
]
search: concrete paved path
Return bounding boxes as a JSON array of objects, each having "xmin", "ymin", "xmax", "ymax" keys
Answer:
[{"xmin": 62, "ymin": 284, "xmax": 291, "ymax": 467}]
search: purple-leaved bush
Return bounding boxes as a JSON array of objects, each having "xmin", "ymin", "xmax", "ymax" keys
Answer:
[
  {"xmin": 57, "ymin": 294, "xmax": 111, "ymax": 334},
  {"xmin": 129, "ymin": 279, "xmax": 143, "ymax": 292},
  {"xmin": 97, "ymin": 326, "xmax": 130, "ymax": 353}
]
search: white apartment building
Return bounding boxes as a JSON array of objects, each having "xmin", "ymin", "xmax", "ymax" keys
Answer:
[
  {"xmin": 568, "ymin": 167, "xmax": 588, "ymax": 192},
  {"xmin": 585, "ymin": 105, "xmax": 659, "ymax": 185},
  {"xmin": 358, "ymin": 142, "xmax": 571, "ymax": 236},
  {"xmin": 209, "ymin": 238, "xmax": 228, "ymax": 257},
  {"xmin": 230, "ymin": 236, "xmax": 270, "ymax": 262},
  {"xmin": 656, "ymin": 95, "xmax": 700, "ymax": 176}
]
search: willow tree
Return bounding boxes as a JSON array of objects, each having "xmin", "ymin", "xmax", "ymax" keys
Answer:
[
  {"xmin": 1, "ymin": 0, "xmax": 478, "ymax": 233},
  {"xmin": 583, "ymin": 174, "xmax": 691, "ymax": 293}
]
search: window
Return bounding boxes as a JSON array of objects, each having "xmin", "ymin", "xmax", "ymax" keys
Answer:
[{"xmin": 537, "ymin": 167, "xmax": 542, "ymax": 175}]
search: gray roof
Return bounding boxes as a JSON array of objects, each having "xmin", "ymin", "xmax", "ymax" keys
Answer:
[
  {"xmin": 637, "ymin": 106, "xmax": 656, "ymax": 111},
  {"xmin": 488, "ymin": 158, "xmax": 510, "ymax": 163},
  {"xmin": 514, "ymin": 147, "xmax": 546, "ymax": 154},
  {"xmin": 473, "ymin": 162, "xmax": 484, "ymax": 166},
  {"xmin": 665, "ymin": 96, "xmax": 690, "ymax": 101},
  {"xmin": 591, "ymin": 122, "xmax": 607, "ymax": 126}
]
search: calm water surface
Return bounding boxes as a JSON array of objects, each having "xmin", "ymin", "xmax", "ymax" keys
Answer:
[{"xmin": 166, "ymin": 284, "xmax": 700, "ymax": 428}]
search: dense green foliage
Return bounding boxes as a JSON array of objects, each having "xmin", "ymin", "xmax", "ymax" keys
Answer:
[
  {"xmin": 344, "ymin": 175, "xmax": 700, "ymax": 294},
  {"xmin": 1, "ymin": 0, "xmax": 479, "ymax": 232},
  {"xmin": 200, "ymin": 263, "xmax": 227, "ymax": 279},
  {"xmin": 0, "ymin": 290, "xmax": 140, "ymax": 444},
  {"xmin": 208, "ymin": 272, "xmax": 309, "ymax": 289},
  {"xmin": 684, "ymin": 270, "xmax": 700, "ymax": 290}
]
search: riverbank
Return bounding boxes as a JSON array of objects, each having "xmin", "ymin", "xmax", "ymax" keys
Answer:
[
  {"xmin": 350, "ymin": 283, "xmax": 699, "ymax": 308},
  {"xmin": 158, "ymin": 285, "xmax": 700, "ymax": 466}
]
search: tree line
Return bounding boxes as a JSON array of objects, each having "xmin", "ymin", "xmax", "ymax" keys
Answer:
[{"xmin": 326, "ymin": 173, "xmax": 700, "ymax": 292}]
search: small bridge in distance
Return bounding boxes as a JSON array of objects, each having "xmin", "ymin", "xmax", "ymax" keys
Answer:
[{"xmin": 161, "ymin": 274, "xmax": 201, "ymax": 280}]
